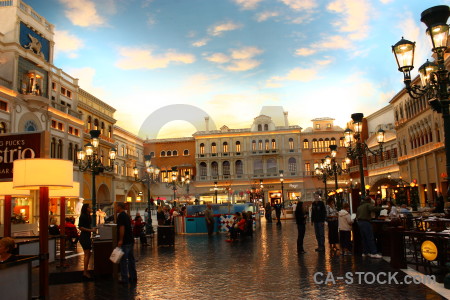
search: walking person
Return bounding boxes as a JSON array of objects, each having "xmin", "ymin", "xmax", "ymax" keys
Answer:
[
  {"xmin": 264, "ymin": 202, "xmax": 273, "ymax": 223},
  {"xmin": 116, "ymin": 202, "xmax": 137, "ymax": 284},
  {"xmin": 78, "ymin": 204, "xmax": 97, "ymax": 280},
  {"xmin": 273, "ymin": 200, "xmax": 283, "ymax": 226},
  {"xmin": 356, "ymin": 196, "xmax": 382, "ymax": 258},
  {"xmin": 311, "ymin": 191, "xmax": 326, "ymax": 252},
  {"xmin": 295, "ymin": 202, "xmax": 307, "ymax": 254},
  {"xmin": 205, "ymin": 203, "xmax": 215, "ymax": 236},
  {"xmin": 326, "ymin": 198, "xmax": 339, "ymax": 251},
  {"xmin": 338, "ymin": 203, "xmax": 353, "ymax": 255}
]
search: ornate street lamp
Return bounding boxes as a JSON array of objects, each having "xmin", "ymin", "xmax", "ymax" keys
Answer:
[
  {"xmin": 133, "ymin": 154, "xmax": 160, "ymax": 233},
  {"xmin": 328, "ymin": 145, "xmax": 348, "ymax": 209},
  {"xmin": 344, "ymin": 113, "xmax": 385, "ymax": 199},
  {"xmin": 165, "ymin": 167, "xmax": 190, "ymax": 207},
  {"xmin": 260, "ymin": 179, "xmax": 264, "ymax": 205},
  {"xmin": 279, "ymin": 170, "xmax": 284, "ymax": 205},
  {"xmin": 77, "ymin": 129, "xmax": 116, "ymax": 226},
  {"xmin": 392, "ymin": 5, "xmax": 450, "ymax": 201}
]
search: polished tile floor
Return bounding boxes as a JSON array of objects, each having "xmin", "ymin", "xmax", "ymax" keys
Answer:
[{"xmin": 44, "ymin": 220, "xmax": 448, "ymax": 300}]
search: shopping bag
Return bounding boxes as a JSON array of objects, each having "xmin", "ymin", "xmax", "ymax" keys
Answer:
[{"xmin": 109, "ymin": 247, "xmax": 124, "ymax": 264}]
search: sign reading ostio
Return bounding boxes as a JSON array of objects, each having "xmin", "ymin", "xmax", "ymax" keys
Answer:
[{"xmin": 0, "ymin": 132, "xmax": 43, "ymax": 180}]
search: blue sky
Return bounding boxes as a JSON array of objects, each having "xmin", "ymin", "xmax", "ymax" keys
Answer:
[{"xmin": 24, "ymin": 0, "xmax": 450, "ymax": 138}]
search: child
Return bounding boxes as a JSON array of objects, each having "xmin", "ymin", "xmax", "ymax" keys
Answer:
[{"xmin": 338, "ymin": 203, "xmax": 353, "ymax": 255}]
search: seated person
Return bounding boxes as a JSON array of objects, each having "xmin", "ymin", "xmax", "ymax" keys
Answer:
[
  {"xmin": 133, "ymin": 215, "xmax": 148, "ymax": 246},
  {"xmin": 0, "ymin": 237, "xmax": 17, "ymax": 263},
  {"xmin": 49, "ymin": 218, "xmax": 60, "ymax": 235},
  {"xmin": 226, "ymin": 212, "xmax": 247, "ymax": 242},
  {"xmin": 399, "ymin": 204, "xmax": 413, "ymax": 217},
  {"xmin": 387, "ymin": 201, "xmax": 399, "ymax": 219},
  {"xmin": 64, "ymin": 217, "xmax": 79, "ymax": 248}
]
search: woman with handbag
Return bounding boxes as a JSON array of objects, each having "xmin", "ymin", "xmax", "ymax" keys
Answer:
[
  {"xmin": 326, "ymin": 198, "xmax": 339, "ymax": 251},
  {"xmin": 78, "ymin": 204, "xmax": 97, "ymax": 279}
]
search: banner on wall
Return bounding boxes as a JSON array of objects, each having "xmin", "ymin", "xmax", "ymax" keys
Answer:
[{"xmin": 0, "ymin": 131, "xmax": 47, "ymax": 180}]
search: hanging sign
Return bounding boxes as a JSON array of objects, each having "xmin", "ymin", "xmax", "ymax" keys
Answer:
[{"xmin": 421, "ymin": 240, "xmax": 438, "ymax": 261}]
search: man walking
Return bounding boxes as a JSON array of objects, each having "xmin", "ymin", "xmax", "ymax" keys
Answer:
[
  {"xmin": 205, "ymin": 203, "xmax": 215, "ymax": 236},
  {"xmin": 116, "ymin": 202, "xmax": 137, "ymax": 284},
  {"xmin": 273, "ymin": 200, "xmax": 283, "ymax": 226},
  {"xmin": 311, "ymin": 191, "xmax": 326, "ymax": 252},
  {"xmin": 356, "ymin": 196, "xmax": 382, "ymax": 258}
]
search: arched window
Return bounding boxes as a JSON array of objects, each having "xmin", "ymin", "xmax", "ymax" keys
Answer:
[
  {"xmin": 265, "ymin": 139, "xmax": 269, "ymax": 150},
  {"xmin": 51, "ymin": 138, "xmax": 56, "ymax": 158},
  {"xmin": 24, "ymin": 120, "xmax": 37, "ymax": 132},
  {"xmin": 160, "ymin": 151, "xmax": 166, "ymax": 157},
  {"xmin": 223, "ymin": 142, "xmax": 228, "ymax": 153},
  {"xmin": 318, "ymin": 138, "xmax": 324, "ymax": 151},
  {"xmin": 254, "ymin": 159, "xmax": 263, "ymax": 174},
  {"xmin": 264, "ymin": 124, "xmax": 268, "ymax": 131},
  {"xmin": 74, "ymin": 144, "xmax": 79, "ymax": 163},
  {"xmin": 68, "ymin": 143, "xmax": 73, "ymax": 161},
  {"xmin": 289, "ymin": 138, "xmax": 294, "ymax": 150},
  {"xmin": 87, "ymin": 116, "xmax": 92, "ymax": 130},
  {"xmin": 330, "ymin": 137, "xmax": 336, "ymax": 145},
  {"xmin": 223, "ymin": 161, "xmax": 230, "ymax": 175},
  {"xmin": 235, "ymin": 160, "xmax": 243, "ymax": 175},
  {"xmin": 339, "ymin": 137, "xmax": 345, "ymax": 147},
  {"xmin": 312, "ymin": 139, "xmax": 318, "ymax": 152},
  {"xmin": 183, "ymin": 149, "xmax": 189, "ymax": 155},
  {"xmin": 288, "ymin": 157, "xmax": 297, "ymax": 172},
  {"xmin": 236, "ymin": 141, "xmax": 241, "ymax": 152},
  {"xmin": 258, "ymin": 140, "xmax": 263, "ymax": 150},
  {"xmin": 0, "ymin": 121, "xmax": 6, "ymax": 133},
  {"xmin": 211, "ymin": 162, "xmax": 218, "ymax": 176},
  {"xmin": 258, "ymin": 124, "xmax": 262, "ymax": 131},
  {"xmin": 108, "ymin": 125, "xmax": 112, "ymax": 138},
  {"xmin": 167, "ymin": 150, "xmax": 172, "ymax": 156},
  {"xmin": 267, "ymin": 158, "xmax": 276, "ymax": 173},
  {"xmin": 303, "ymin": 139, "xmax": 309, "ymax": 149},
  {"xmin": 252, "ymin": 140, "xmax": 256, "ymax": 151},
  {"xmin": 324, "ymin": 138, "xmax": 330, "ymax": 149},
  {"xmin": 94, "ymin": 118, "xmax": 99, "ymax": 130},
  {"xmin": 200, "ymin": 143, "xmax": 205, "ymax": 154},
  {"xmin": 173, "ymin": 150, "xmax": 178, "ymax": 156},
  {"xmin": 200, "ymin": 162, "xmax": 207, "ymax": 176},
  {"xmin": 271, "ymin": 139, "xmax": 276, "ymax": 149},
  {"xmin": 57, "ymin": 139, "xmax": 63, "ymax": 159},
  {"xmin": 211, "ymin": 142, "xmax": 217, "ymax": 154},
  {"xmin": 101, "ymin": 122, "xmax": 105, "ymax": 135}
]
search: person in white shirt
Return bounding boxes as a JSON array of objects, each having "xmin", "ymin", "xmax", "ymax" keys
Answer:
[
  {"xmin": 338, "ymin": 203, "xmax": 353, "ymax": 255},
  {"xmin": 387, "ymin": 201, "xmax": 399, "ymax": 219}
]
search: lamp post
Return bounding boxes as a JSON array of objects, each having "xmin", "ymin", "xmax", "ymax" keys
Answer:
[
  {"xmin": 164, "ymin": 167, "xmax": 190, "ymax": 206},
  {"xmin": 315, "ymin": 159, "xmax": 330, "ymax": 197},
  {"xmin": 134, "ymin": 154, "xmax": 160, "ymax": 233},
  {"xmin": 214, "ymin": 181, "xmax": 218, "ymax": 203},
  {"xmin": 329, "ymin": 145, "xmax": 349, "ymax": 209},
  {"xmin": 344, "ymin": 113, "xmax": 385, "ymax": 199},
  {"xmin": 392, "ymin": 5, "xmax": 450, "ymax": 201},
  {"xmin": 77, "ymin": 130, "xmax": 117, "ymax": 226},
  {"xmin": 279, "ymin": 170, "xmax": 284, "ymax": 205},
  {"xmin": 260, "ymin": 179, "xmax": 264, "ymax": 206}
]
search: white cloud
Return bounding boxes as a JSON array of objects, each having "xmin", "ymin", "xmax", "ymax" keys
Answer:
[
  {"xmin": 146, "ymin": 15, "xmax": 156, "ymax": 26},
  {"xmin": 256, "ymin": 11, "xmax": 280, "ymax": 22},
  {"xmin": 54, "ymin": 30, "xmax": 84, "ymax": 58},
  {"xmin": 233, "ymin": 0, "xmax": 263, "ymax": 10},
  {"xmin": 312, "ymin": 35, "xmax": 353, "ymax": 50},
  {"xmin": 192, "ymin": 38, "xmax": 210, "ymax": 47},
  {"xmin": 379, "ymin": 0, "xmax": 393, "ymax": 3},
  {"xmin": 115, "ymin": 47, "xmax": 195, "ymax": 70},
  {"xmin": 208, "ymin": 21, "xmax": 242, "ymax": 36},
  {"xmin": 327, "ymin": 0, "xmax": 371, "ymax": 40},
  {"xmin": 58, "ymin": 0, "xmax": 106, "ymax": 27},
  {"xmin": 279, "ymin": 0, "xmax": 317, "ymax": 11},
  {"xmin": 66, "ymin": 67, "xmax": 107, "ymax": 99},
  {"xmin": 205, "ymin": 46, "xmax": 263, "ymax": 72},
  {"xmin": 225, "ymin": 59, "xmax": 261, "ymax": 72},
  {"xmin": 295, "ymin": 48, "xmax": 316, "ymax": 56},
  {"xmin": 230, "ymin": 47, "xmax": 263, "ymax": 59},
  {"xmin": 265, "ymin": 67, "xmax": 319, "ymax": 87},
  {"xmin": 205, "ymin": 53, "xmax": 230, "ymax": 63}
]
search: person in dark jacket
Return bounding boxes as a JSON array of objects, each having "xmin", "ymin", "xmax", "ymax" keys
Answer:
[
  {"xmin": 356, "ymin": 196, "xmax": 382, "ymax": 258},
  {"xmin": 311, "ymin": 191, "xmax": 326, "ymax": 252},
  {"xmin": 295, "ymin": 202, "xmax": 307, "ymax": 254}
]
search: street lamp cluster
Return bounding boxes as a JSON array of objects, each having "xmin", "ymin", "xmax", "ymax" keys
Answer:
[
  {"xmin": 133, "ymin": 154, "xmax": 160, "ymax": 231},
  {"xmin": 77, "ymin": 129, "xmax": 117, "ymax": 226},
  {"xmin": 315, "ymin": 145, "xmax": 349, "ymax": 206},
  {"xmin": 344, "ymin": 113, "xmax": 385, "ymax": 199},
  {"xmin": 165, "ymin": 167, "xmax": 191, "ymax": 206},
  {"xmin": 392, "ymin": 5, "xmax": 450, "ymax": 201}
]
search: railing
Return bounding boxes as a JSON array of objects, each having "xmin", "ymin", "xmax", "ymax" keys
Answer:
[
  {"xmin": 398, "ymin": 142, "xmax": 444, "ymax": 162},
  {"xmin": 50, "ymin": 102, "xmax": 82, "ymax": 119},
  {"xmin": 0, "ymin": 0, "xmax": 13, "ymax": 7}
]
